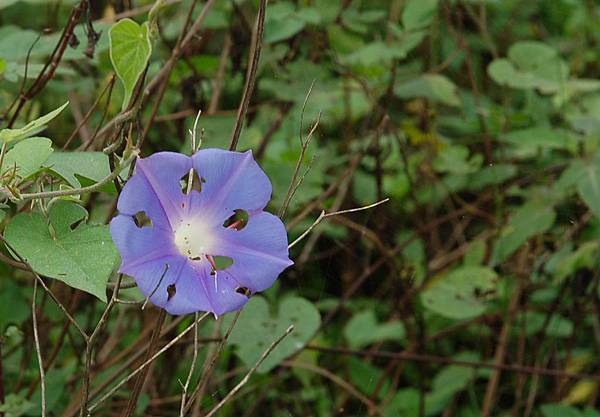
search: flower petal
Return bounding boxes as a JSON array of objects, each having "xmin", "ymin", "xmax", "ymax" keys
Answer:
[
  {"xmin": 191, "ymin": 149, "xmax": 272, "ymax": 219},
  {"xmin": 110, "ymin": 214, "xmax": 179, "ymax": 271},
  {"xmin": 183, "ymin": 262, "xmax": 249, "ymax": 316},
  {"xmin": 214, "ymin": 211, "xmax": 293, "ymax": 292},
  {"xmin": 120, "ymin": 152, "xmax": 192, "ymax": 230},
  {"xmin": 124, "ymin": 255, "xmax": 248, "ymax": 315}
]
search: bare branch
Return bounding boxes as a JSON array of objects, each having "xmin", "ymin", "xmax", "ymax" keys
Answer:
[
  {"xmin": 31, "ymin": 279, "xmax": 46, "ymax": 417},
  {"xmin": 88, "ymin": 313, "xmax": 210, "ymax": 414},
  {"xmin": 229, "ymin": 0, "xmax": 267, "ymax": 151},
  {"xmin": 288, "ymin": 198, "xmax": 390, "ymax": 249},
  {"xmin": 204, "ymin": 325, "xmax": 294, "ymax": 417}
]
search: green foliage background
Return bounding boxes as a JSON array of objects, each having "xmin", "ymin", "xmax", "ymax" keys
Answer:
[{"xmin": 1, "ymin": 0, "xmax": 600, "ymax": 416}]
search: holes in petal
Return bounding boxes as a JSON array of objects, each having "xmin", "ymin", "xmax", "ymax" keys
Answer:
[
  {"xmin": 213, "ymin": 256, "xmax": 234, "ymax": 270},
  {"xmin": 222, "ymin": 209, "xmax": 249, "ymax": 231},
  {"xmin": 235, "ymin": 286, "xmax": 251, "ymax": 297},
  {"xmin": 133, "ymin": 211, "xmax": 152, "ymax": 228},
  {"xmin": 180, "ymin": 170, "xmax": 204, "ymax": 194},
  {"xmin": 167, "ymin": 284, "xmax": 176, "ymax": 301}
]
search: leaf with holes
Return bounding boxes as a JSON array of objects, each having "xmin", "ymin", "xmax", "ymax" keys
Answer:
[
  {"xmin": 421, "ymin": 266, "xmax": 498, "ymax": 320},
  {"xmin": 225, "ymin": 296, "xmax": 320, "ymax": 373},
  {"xmin": 4, "ymin": 201, "xmax": 118, "ymax": 301},
  {"xmin": 109, "ymin": 18, "xmax": 152, "ymax": 110}
]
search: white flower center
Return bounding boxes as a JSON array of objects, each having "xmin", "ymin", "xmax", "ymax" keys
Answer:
[{"xmin": 174, "ymin": 218, "xmax": 215, "ymax": 260}]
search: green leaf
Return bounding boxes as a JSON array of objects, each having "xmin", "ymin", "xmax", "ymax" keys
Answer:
[
  {"xmin": 0, "ymin": 102, "xmax": 68, "ymax": 144},
  {"xmin": 225, "ymin": 296, "xmax": 320, "ymax": 373},
  {"xmin": 500, "ymin": 126, "xmax": 578, "ymax": 154},
  {"xmin": 421, "ymin": 266, "xmax": 498, "ymax": 320},
  {"xmin": 541, "ymin": 404, "xmax": 582, "ymax": 417},
  {"xmin": 344, "ymin": 310, "xmax": 405, "ymax": 348},
  {"xmin": 0, "ymin": 394, "xmax": 32, "ymax": 417},
  {"xmin": 432, "ymin": 362, "xmax": 477, "ymax": 398},
  {"xmin": 264, "ymin": 3, "xmax": 306, "ymax": 44},
  {"xmin": 402, "ymin": 0, "xmax": 439, "ymax": 31},
  {"xmin": 433, "ymin": 145, "xmax": 482, "ymax": 175},
  {"xmin": 109, "ymin": 18, "xmax": 152, "ymax": 110},
  {"xmin": 4, "ymin": 201, "xmax": 118, "ymax": 301},
  {"xmin": 518, "ymin": 312, "xmax": 573, "ymax": 338},
  {"xmin": 1, "ymin": 137, "xmax": 53, "ymax": 179},
  {"xmin": 554, "ymin": 242, "xmax": 599, "ymax": 282},
  {"xmin": 491, "ymin": 202, "xmax": 556, "ymax": 265},
  {"xmin": 578, "ymin": 158, "xmax": 600, "ymax": 219},
  {"xmin": 395, "ymin": 74, "xmax": 461, "ymax": 107},
  {"xmin": 44, "ymin": 151, "xmax": 112, "ymax": 189},
  {"xmin": 348, "ymin": 356, "xmax": 391, "ymax": 398},
  {"xmin": 487, "ymin": 41, "xmax": 568, "ymax": 93},
  {"xmin": 0, "ymin": 279, "xmax": 29, "ymax": 332}
]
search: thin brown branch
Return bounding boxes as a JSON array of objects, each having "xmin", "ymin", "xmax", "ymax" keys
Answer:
[
  {"xmin": 88, "ymin": 313, "xmax": 210, "ymax": 414},
  {"xmin": 183, "ymin": 312, "xmax": 240, "ymax": 414},
  {"xmin": 7, "ymin": 0, "xmax": 87, "ymax": 127},
  {"xmin": 122, "ymin": 310, "xmax": 167, "ymax": 417},
  {"xmin": 32, "ymin": 279, "xmax": 46, "ymax": 417},
  {"xmin": 229, "ymin": 0, "xmax": 267, "ymax": 151},
  {"xmin": 207, "ymin": 34, "xmax": 232, "ymax": 115},
  {"xmin": 281, "ymin": 359, "xmax": 380, "ymax": 414},
  {"xmin": 204, "ymin": 326, "xmax": 294, "ymax": 417},
  {"xmin": 288, "ymin": 199, "xmax": 389, "ymax": 249},
  {"xmin": 0, "ymin": 235, "xmax": 88, "ymax": 340},
  {"xmin": 306, "ymin": 345, "xmax": 598, "ymax": 380}
]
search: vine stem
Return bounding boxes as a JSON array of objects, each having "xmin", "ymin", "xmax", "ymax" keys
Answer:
[
  {"xmin": 32, "ymin": 279, "xmax": 46, "ymax": 417},
  {"xmin": 10, "ymin": 152, "xmax": 137, "ymax": 202}
]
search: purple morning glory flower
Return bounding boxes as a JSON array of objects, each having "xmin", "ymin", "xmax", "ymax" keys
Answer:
[{"xmin": 110, "ymin": 149, "xmax": 293, "ymax": 316}]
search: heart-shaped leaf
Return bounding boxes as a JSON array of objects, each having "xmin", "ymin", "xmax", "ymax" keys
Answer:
[
  {"xmin": 225, "ymin": 296, "xmax": 320, "ymax": 373},
  {"xmin": 2, "ymin": 136, "xmax": 53, "ymax": 180},
  {"xmin": 4, "ymin": 201, "xmax": 118, "ymax": 301},
  {"xmin": 44, "ymin": 151, "xmax": 112, "ymax": 189},
  {"xmin": 421, "ymin": 266, "xmax": 498, "ymax": 320},
  {"xmin": 109, "ymin": 18, "xmax": 152, "ymax": 110},
  {"xmin": 344, "ymin": 310, "xmax": 405, "ymax": 348}
]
